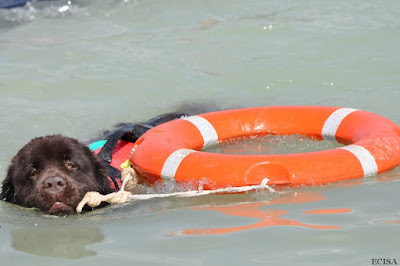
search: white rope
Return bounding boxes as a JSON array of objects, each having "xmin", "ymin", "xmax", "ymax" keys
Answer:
[
  {"xmin": 76, "ymin": 166, "xmax": 275, "ymax": 213},
  {"xmin": 126, "ymin": 177, "xmax": 274, "ymax": 201},
  {"xmin": 120, "ymin": 168, "xmax": 131, "ymax": 191}
]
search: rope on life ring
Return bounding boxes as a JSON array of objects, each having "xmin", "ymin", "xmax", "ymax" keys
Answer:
[
  {"xmin": 77, "ymin": 106, "xmax": 400, "ymax": 213},
  {"xmin": 76, "ymin": 167, "xmax": 139, "ymax": 213},
  {"xmin": 76, "ymin": 168, "xmax": 274, "ymax": 213}
]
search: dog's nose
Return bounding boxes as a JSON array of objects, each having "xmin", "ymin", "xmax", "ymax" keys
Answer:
[{"xmin": 42, "ymin": 176, "xmax": 66, "ymax": 195}]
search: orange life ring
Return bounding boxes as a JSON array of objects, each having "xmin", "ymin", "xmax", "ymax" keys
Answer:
[{"xmin": 130, "ymin": 106, "xmax": 400, "ymax": 189}]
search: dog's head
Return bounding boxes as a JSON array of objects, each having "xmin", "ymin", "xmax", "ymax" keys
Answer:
[{"xmin": 1, "ymin": 135, "xmax": 113, "ymax": 215}]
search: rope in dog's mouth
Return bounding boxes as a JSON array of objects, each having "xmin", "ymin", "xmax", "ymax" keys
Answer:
[{"xmin": 76, "ymin": 166, "xmax": 274, "ymax": 213}]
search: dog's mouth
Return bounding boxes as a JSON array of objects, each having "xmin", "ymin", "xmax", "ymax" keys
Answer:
[{"xmin": 48, "ymin": 201, "xmax": 75, "ymax": 215}]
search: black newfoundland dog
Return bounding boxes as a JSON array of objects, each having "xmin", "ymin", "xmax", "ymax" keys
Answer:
[{"xmin": 1, "ymin": 110, "xmax": 203, "ymax": 215}]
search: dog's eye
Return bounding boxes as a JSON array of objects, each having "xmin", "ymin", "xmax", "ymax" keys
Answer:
[
  {"xmin": 65, "ymin": 161, "xmax": 77, "ymax": 170},
  {"xmin": 30, "ymin": 169, "xmax": 38, "ymax": 178}
]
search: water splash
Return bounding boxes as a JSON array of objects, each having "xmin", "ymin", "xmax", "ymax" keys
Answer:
[{"xmin": 0, "ymin": 0, "xmax": 134, "ymax": 27}]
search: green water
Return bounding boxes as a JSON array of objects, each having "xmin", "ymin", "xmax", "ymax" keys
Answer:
[{"xmin": 1, "ymin": 0, "xmax": 400, "ymax": 265}]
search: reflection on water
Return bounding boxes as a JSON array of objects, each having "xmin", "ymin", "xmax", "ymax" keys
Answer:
[
  {"xmin": 303, "ymin": 208, "xmax": 353, "ymax": 215},
  {"xmin": 11, "ymin": 226, "xmax": 104, "ymax": 259},
  {"xmin": 181, "ymin": 192, "xmax": 351, "ymax": 235}
]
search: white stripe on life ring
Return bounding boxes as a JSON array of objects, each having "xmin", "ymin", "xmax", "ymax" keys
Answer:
[
  {"xmin": 340, "ymin": 145, "xmax": 378, "ymax": 177},
  {"xmin": 182, "ymin": 116, "xmax": 219, "ymax": 150},
  {"xmin": 161, "ymin": 149, "xmax": 196, "ymax": 182},
  {"xmin": 322, "ymin": 108, "xmax": 358, "ymax": 141}
]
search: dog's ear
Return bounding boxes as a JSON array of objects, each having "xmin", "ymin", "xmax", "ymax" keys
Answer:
[
  {"xmin": 1, "ymin": 166, "xmax": 16, "ymax": 203},
  {"xmin": 93, "ymin": 156, "xmax": 114, "ymax": 195}
]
